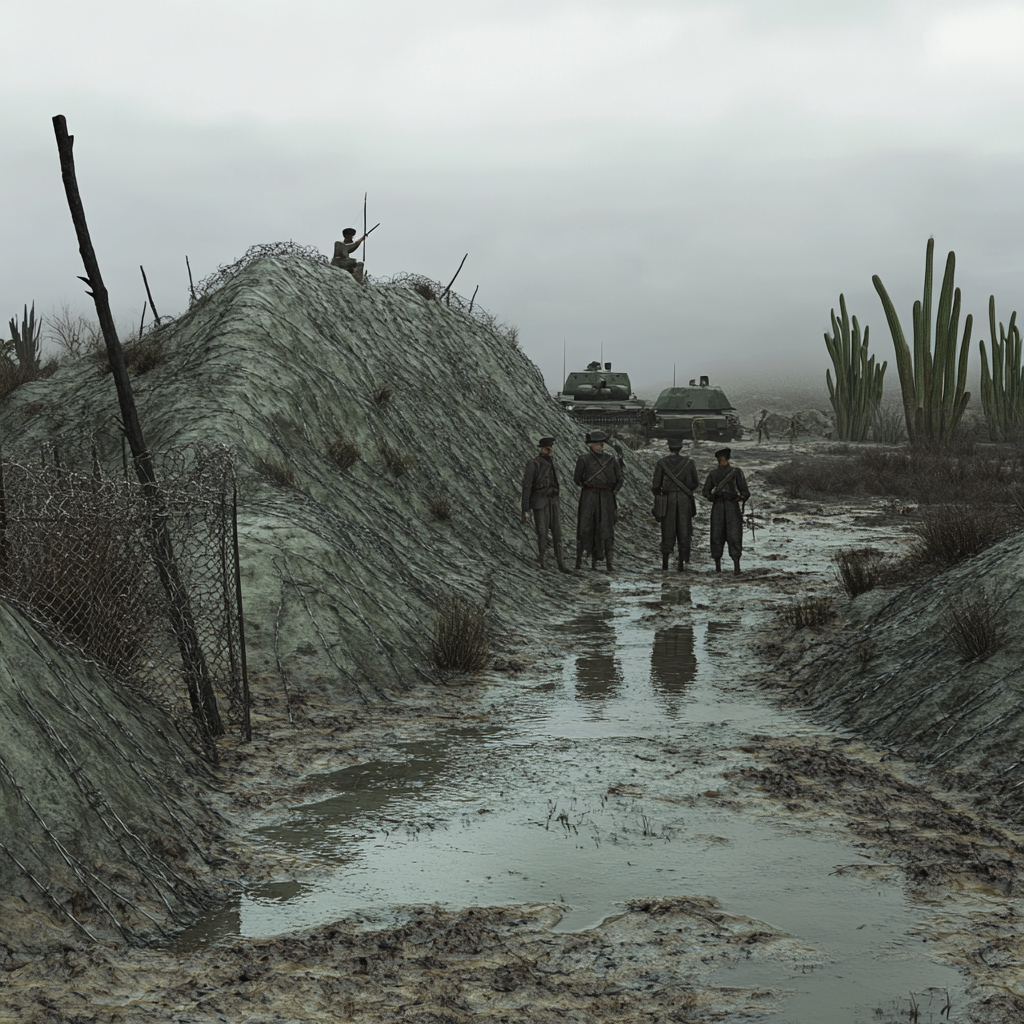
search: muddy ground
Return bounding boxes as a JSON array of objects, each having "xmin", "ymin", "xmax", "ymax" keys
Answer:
[{"xmin": 3, "ymin": 440, "xmax": 1023, "ymax": 1023}]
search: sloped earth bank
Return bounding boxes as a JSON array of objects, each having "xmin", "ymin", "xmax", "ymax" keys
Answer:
[{"xmin": 4, "ymin": 441, "xmax": 1024, "ymax": 1023}]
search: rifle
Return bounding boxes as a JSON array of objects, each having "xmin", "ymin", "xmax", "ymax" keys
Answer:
[{"xmin": 709, "ymin": 466, "xmax": 739, "ymax": 499}]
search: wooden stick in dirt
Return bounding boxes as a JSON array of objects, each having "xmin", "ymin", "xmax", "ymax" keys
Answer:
[
  {"xmin": 363, "ymin": 191, "xmax": 368, "ymax": 268},
  {"xmin": 469, "ymin": 284, "xmax": 479, "ymax": 313},
  {"xmin": 138, "ymin": 302, "xmax": 146, "ymax": 339},
  {"xmin": 441, "ymin": 253, "xmax": 468, "ymax": 304},
  {"xmin": 186, "ymin": 255, "xmax": 196, "ymax": 303},
  {"xmin": 139, "ymin": 264, "xmax": 161, "ymax": 324},
  {"xmin": 52, "ymin": 114, "xmax": 223, "ymax": 742}
]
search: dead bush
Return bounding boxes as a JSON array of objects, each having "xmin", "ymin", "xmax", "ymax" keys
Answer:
[
  {"xmin": 326, "ymin": 436, "xmax": 360, "ymax": 471},
  {"xmin": 428, "ymin": 493, "xmax": 455, "ymax": 521},
  {"xmin": 944, "ymin": 592, "xmax": 1006, "ymax": 662},
  {"xmin": 372, "ymin": 379, "xmax": 396, "ymax": 406},
  {"xmin": 778, "ymin": 595, "xmax": 836, "ymax": 630},
  {"xmin": 2, "ymin": 508, "xmax": 153, "ymax": 677},
  {"xmin": 378, "ymin": 440, "xmax": 413, "ymax": 477},
  {"xmin": 101, "ymin": 332, "xmax": 167, "ymax": 377},
  {"xmin": 429, "ymin": 596, "xmax": 490, "ymax": 674},
  {"xmin": 47, "ymin": 303, "xmax": 102, "ymax": 361},
  {"xmin": 871, "ymin": 403, "xmax": 907, "ymax": 445},
  {"xmin": 834, "ymin": 547, "xmax": 885, "ymax": 596},
  {"xmin": 255, "ymin": 456, "xmax": 296, "ymax": 487},
  {"xmin": 413, "ymin": 281, "xmax": 436, "ymax": 301},
  {"xmin": 0, "ymin": 356, "xmax": 59, "ymax": 401},
  {"xmin": 911, "ymin": 504, "xmax": 1014, "ymax": 566}
]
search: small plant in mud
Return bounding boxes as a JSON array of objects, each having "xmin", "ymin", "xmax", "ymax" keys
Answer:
[
  {"xmin": 378, "ymin": 439, "xmax": 412, "ymax": 477},
  {"xmin": 778, "ymin": 595, "xmax": 836, "ymax": 630},
  {"xmin": 911, "ymin": 504, "xmax": 1013, "ymax": 566},
  {"xmin": 834, "ymin": 547, "xmax": 885, "ymax": 596},
  {"xmin": 428, "ymin": 492, "xmax": 455, "ymax": 521},
  {"xmin": 429, "ymin": 596, "xmax": 490, "ymax": 674},
  {"xmin": 255, "ymin": 455, "xmax": 296, "ymax": 487},
  {"xmin": 326, "ymin": 435, "xmax": 360, "ymax": 471},
  {"xmin": 372, "ymin": 378, "xmax": 396, "ymax": 406},
  {"xmin": 944, "ymin": 592, "xmax": 1006, "ymax": 662}
]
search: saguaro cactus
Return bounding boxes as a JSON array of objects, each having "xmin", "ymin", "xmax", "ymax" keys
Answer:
[
  {"xmin": 872, "ymin": 238, "xmax": 972, "ymax": 443},
  {"xmin": 979, "ymin": 296, "xmax": 1022, "ymax": 442},
  {"xmin": 824, "ymin": 294, "xmax": 886, "ymax": 441}
]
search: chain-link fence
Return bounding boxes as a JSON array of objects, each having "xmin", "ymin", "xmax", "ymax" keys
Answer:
[{"xmin": 0, "ymin": 440, "xmax": 248, "ymax": 759}]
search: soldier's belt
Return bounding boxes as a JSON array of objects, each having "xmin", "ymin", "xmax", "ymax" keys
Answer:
[
  {"xmin": 583, "ymin": 484, "xmax": 616, "ymax": 491},
  {"xmin": 713, "ymin": 494, "xmax": 741, "ymax": 502}
]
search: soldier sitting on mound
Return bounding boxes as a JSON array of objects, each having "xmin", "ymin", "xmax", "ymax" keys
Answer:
[{"xmin": 332, "ymin": 228, "xmax": 366, "ymax": 283}]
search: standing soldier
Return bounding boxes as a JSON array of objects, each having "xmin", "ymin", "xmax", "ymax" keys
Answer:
[
  {"xmin": 521, "ymin": 437, "xmax": 567, "ymax": 571},
  {"xmin": 573, "ymin": 429, "xmax": 623, "ymax": 571},
  {"xmin": 651, "ymin": 437, "xmax": 699, "ymax": 571},
  {"xmin": 702, "ymin": 447, "xmax": 750, "ymax": 574},
  {"xmin": 331, "ymin": 228, "xmax": 367, "ymax": 283}
]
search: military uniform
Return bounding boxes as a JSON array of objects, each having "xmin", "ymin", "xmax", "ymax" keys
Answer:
[
  {"xmin": 652, "ymin": 449, "xmax": 699, "ymax": 570},
  {"xmin": 521, "ymin": 440, "xmax": 565, "ymax": 570},
  {"xmin": 331, "ymin": 235, "xmax": 364, "ymax": 283},
  {"xmin": 702, "ymin": 450, "xmax": 750, "ymax": 573},
  {"xmin": 573, "ymin": 437, "xmax": 623, "ymax": 571}
]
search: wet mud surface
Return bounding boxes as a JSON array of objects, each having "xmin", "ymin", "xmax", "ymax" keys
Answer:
[{"xmin": 4, "ymin": 441, "xmax": 1024, "ymax": 1023}]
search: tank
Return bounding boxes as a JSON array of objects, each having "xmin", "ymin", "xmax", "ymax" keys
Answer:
[
  {"xmin": 652, "ymin": 376, "xmax": 742, "ymax": 440},
  {"xmin": 557, "ymin": 361, "xmax": 654, "ymax": 436}
]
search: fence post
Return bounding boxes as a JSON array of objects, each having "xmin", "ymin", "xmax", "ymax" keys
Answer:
[
  {"xmin": 52, "ymin": 114, "xmax": 223, "ymax": 743},
  {"xmin": 232, "ymin": 482, "xmax": 251, "ymax": 742}
]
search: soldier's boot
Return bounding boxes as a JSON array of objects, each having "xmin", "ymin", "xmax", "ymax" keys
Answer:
[
  {"xmin": 575, "ymin": 544, "xmax": 583, "ymax": 570},
  {"xmin": 733, "ymin": 558, "xmax": 742, "ymax": 575},
  {"xmin": 555, "ymin": 545, "xmax": 568, "ymax": 572},
  {"xmin": 678, "ymin": 558, "xmax": 686, "ymax": 572},
  {"xmin": 605, "ymin": 545, "xmax": 614, "ymax": 573},
  {"xmin": 591, "ymin": 558, "xmax": 600, "ymax": 571},
  {"xmin": 714, "ymin": 558, "xmax": 722, "ymax": 572},
  {"xmin": 661, "ymin": 553, "xmax": 669, "ymax": 571}
]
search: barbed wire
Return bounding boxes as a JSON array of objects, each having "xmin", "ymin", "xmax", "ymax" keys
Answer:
[{"xmin": 193, "ymin": 241, "xmax": 329, "ymax": 302}]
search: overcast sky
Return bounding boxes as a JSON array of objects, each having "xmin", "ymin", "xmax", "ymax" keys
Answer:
[{"xmin": 4, "ymin": 0, "xmax": 1024, "ymax": 398}]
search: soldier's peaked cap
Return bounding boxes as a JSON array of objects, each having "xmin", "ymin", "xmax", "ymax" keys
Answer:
[
  {"xmin": 588, "ymin": 429, "xmax": 609, "ymax": 443},
  {"xmin": 715, "ymin": 447, "xmax": 731, "ymax": 460},
  {"xmin": 537, "ymin": 436, "xmax": 556, "ymax": 447},
  {"xmin": 343, "ymin": 227, "xmax": 357, "ymax": 236},
  {"xmin": 667, "ymin": 436, "xmax": 684, "ymax": 449}
]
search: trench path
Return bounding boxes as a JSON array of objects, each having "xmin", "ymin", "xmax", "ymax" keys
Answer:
[{"xmin": 181, "ymin": 572, "xmax": 985, "ymax": 1023}]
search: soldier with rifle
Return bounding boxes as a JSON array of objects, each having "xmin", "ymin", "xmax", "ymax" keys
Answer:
[
  {"xmin": 331, "ymin": 223, "xmax": 379, "ymax": 283},
  {"xmin": 651, "ymin": 437, "xmax": 699, "ymax": 571},
  {"xmin": 573, "ymin": 429, "xmax": 623, "ymax": 572},
  {"xmin": 702, "ymin": 447, "xmax": 750, "ymax": 574},
  {"xmin": 521, "ymin": 436, "xmax": 567, "ymax": 571}
]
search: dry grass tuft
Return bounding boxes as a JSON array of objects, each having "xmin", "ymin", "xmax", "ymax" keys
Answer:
[
  {"xmin": 778, "ymin": 595, "xmax": 836, "ymax": 630},
  {"xmin": 255, "ymin": 456, "xmax": 296, "ymax": 487},
  {"xmin": 834, "ymin": 547, "xmax": 885, "ymax": 596},
  {"xmin": 945, "ymin": 592, "xmax": 1007, "ymax": 662},
  {"xmin": 912, "ymin": 505, "xmax": 1013, "ymax": 566},
  {"xmin": 413, "ymin": 281, "xmax": 436, "ymax": 301},
  {"xmin": 0, "ymin": 357, "xmax": 59, "ymax": 401},
  {"xmin": 429, "ymin": 596, "xmax": 490, "ymax": 674},
  {"xmin": 326, "ymin": 435, "xmax": 360, "ymax": 471},
  {"xmin": 378, "ymin": 440, "xmax": 413, "ymax": 477},
  {"xmin": 100, "ymin": 333, "xmax": 168, "ymax": 377}
]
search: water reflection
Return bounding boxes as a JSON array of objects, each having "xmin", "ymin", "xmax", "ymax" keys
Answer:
[
  {"xmin": 650, "ymin": 624, "xmax": 696, "ymax": 706},
  {"xmin": 565, "ymin": 611, "xmax": 622, "ymax": 700}
]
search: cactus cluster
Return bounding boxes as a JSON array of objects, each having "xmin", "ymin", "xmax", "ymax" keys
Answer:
[
  {"xmin": 873, "ymin": 239, "xmax": 972, "ymax": 444},
  {"xmin": 7, "ymin": 302, "xmax": 42, "ymax": 374},
  {"xmin": 979, "ymin": 297, "xmax": 1023, "ymax": 442},
  {"xmin": 824, "ymin": 294, "xmax": 886, "ymax": 441}
]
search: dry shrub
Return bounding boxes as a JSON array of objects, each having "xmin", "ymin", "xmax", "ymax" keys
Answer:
[
  {"xmin": 47, "ymin": 303, "xmax": 102, "ymax": 361},
  {"xmin": 428, "ymin": 493, "xmax": 455, "ymax": 520},
  {"xmin": 779, "ymin": 595, "xmax": 836, "ymax": 630},
  {"xmin": 413, "ymin": 281, "xmax": 436, "ymax": 301},
  {"xmin": 101, "ymin": 333, "xmax": 167, "ymax": 377},
  {"xmin": 911, "ymin": 505, "xmax": 1013, "ymax": 566},
  {"xmin": 944, "ymin": 592, "xmax": 1006, "ymax": 662},
  {"xmin": 871, "ymin": 403, "xmax": 907, "ymax": 444},
  {"xmin": 2, "ymin": 507, "xmax": 153, "ymax": 676},
  {"xmin": 255, "ymin": 456, "xmax": 296, "ymax": 487},
  {"xmin": 378, "ymin": 440, "xmax": 412, "ymax": 477},
  {"xmin": 327, "ymin": 435, "xmax": 360, "ymax": 470},
  {"xmin": 834, "ymin": 547, "xmax": 885, "ymax": 596},
  {"xmin": 429, "ymin": 596, "xmax": 489, "ymax": 674},
  {"xmin": 372, "ymin": 379, "xmax": 396, "ymax": 406},
  {"xmin": 0, "ymin": 357, "xmax": 59, "ymax": 401}
]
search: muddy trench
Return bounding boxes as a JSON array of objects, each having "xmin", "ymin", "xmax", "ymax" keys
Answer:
[{"xmin": 4, "ymin": 444, "xmax": 1024, "ymax": 1023}]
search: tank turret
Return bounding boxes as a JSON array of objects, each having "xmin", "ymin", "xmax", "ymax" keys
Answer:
[
  {"xmin": 652, "ymin": 375, "xmax": 742, "ymax": 440},
  {"xmin": 557, "ymin": 361, "xmax": 652, "ymax": 436}
]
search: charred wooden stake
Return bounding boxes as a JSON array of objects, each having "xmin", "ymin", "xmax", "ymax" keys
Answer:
[
  {"xmin": 441, "ymin": 253, "xmax": 468, "ymax": 306},
  {"xmin": 139, "ymin": 264, "xmax": 161, "ymax": 324},
  {"xmin": 52, "ymin": 114, "xmax": 223, "ymax": 742}
]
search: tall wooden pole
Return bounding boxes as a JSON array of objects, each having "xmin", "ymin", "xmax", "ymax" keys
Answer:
[{"xmin": 52, "ymin": 114, "xmax": 223, "ymax": 742}]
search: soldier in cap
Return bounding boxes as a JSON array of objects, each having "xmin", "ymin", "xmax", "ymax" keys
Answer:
[
  {"xmin": 573, "ymin": 429, "xmax": 623, "ymax": 571},
  {"xmin": 651, "ymin": 437, "xmax": 699, "ymax": 571},
  {"xmin": 521, "ymin": 437, "xmax": 567, "ymax": 571},
  {"xmin": 331, "ymin": 228, "xmax": 366, "ymax": 283},
  {"xmin": 701, "ymin": 447, "xmax": 750, "ymax": 574}
]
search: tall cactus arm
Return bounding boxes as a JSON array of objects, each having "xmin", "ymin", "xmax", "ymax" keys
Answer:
[
  {"xmin": 938, "ymin": 286, "xmax": 962, "ymax": 431},
  {"xmin": 873, "ymin": 273, "xmax": 918, "ymax": 443},
  {"xmin": 917, "ymin": 238, "xmax": 935, "ymax": 404}
]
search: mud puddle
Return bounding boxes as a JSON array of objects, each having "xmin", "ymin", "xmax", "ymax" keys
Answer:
[{"xmin": 176, "ymin": 572, "xmax": 976, "ymax": 1023}]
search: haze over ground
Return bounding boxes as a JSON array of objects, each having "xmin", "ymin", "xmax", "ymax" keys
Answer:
[{"xmin": 3, "ymin": 0, "xmax": 1024, "ymax": 400}]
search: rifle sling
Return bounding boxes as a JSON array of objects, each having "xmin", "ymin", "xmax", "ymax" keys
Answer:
[
  {"xmin": 661, "ymin": 458, "xmax": 694, "ymax": 496},
  {"xmin": 583, "ymin": 454, "xmax": 613, "ymax": 486}
]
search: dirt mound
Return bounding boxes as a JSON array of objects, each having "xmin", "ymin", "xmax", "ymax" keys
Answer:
[
  {"xmin": 0, "ymin": 600, "xmax": 231, "ymax": 952},
  {"xmin": 768, "ymin": 529, "xmax": 1024, "ymax": 812},
  {"xmin": 1, "ymin": 255, "xmax": 660, "ymax": 698}
]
